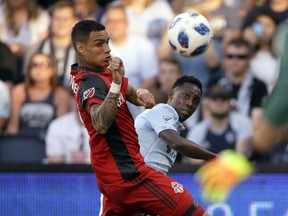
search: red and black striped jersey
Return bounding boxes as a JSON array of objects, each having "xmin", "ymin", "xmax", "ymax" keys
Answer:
[{"xmin": 70, "ymin": 64, "xmax": 148, "ymax": 185}]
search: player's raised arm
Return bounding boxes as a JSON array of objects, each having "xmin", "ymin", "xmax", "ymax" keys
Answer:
[{"xmin": 90, "ymin": 57, "xmax": 125, "ymax": 134}]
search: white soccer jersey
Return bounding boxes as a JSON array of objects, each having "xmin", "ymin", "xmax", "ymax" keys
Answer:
[{"xmin": 135, "ymin": 103, "xmax": 185, "ymax": 174}]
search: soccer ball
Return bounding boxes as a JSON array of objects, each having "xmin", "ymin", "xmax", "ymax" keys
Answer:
[{"xmin": 168, "ymin": 12, "xmax": 213, "ymax": 57}]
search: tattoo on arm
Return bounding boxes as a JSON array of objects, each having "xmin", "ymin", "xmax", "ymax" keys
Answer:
[{"xmin": 90, "ymin": 92, "xmax": 119, "ymax": 134}]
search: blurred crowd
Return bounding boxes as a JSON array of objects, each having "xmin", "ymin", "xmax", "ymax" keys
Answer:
[{"xmin": 0, "ymin": 0, "xmax": 288, "ymax": 165}]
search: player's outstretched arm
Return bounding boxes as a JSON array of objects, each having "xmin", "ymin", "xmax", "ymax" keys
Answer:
[
  {"xmin": 126, "ymin": 86, "xmax": 155, "ymax": 109},
  {"xmin": 159, "ymin": 129, "xmax": 217, "ymax": 160}
]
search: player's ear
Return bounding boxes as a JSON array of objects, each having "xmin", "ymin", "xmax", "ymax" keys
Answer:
[
  {"xmin": 76, "ymin": 42, "xmax": 85, "ymax": 55},
  {"xmin": 168, "ymin": 90, "xmax": 174, "ymax": 101}
]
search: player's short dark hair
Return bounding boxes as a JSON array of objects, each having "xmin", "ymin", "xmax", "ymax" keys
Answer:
[
  {"xmin": 172, "ymin": 75, "xmax": 203, "ymax": 95},
  {"xmin": 71, "ymin": 20, "xmax": 105, "ymax": 49}
]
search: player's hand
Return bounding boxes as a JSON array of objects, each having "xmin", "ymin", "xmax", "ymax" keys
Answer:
[
  {"xmin": 136, "ymin": 89, "xmax": 155, "ymax": 109},
  {"xmin": 109, "ymin": 57, "xmax": 125, "ymax": 84},
  {"xmin": 195, "ymin": 150, "xmax": 253, "ymax": 203}
]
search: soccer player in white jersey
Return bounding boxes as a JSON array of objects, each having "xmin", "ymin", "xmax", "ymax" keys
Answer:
[
  {"xmin": 135, "ymin": 75, "xmax": 217, "ymax": 175},
  {"xmin": 98, "ymin": 75, "xmax": 217, "ymax": 215}
]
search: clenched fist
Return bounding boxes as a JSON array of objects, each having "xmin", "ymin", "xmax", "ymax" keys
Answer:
[{"xmin": 109, "ymin": 57, "xmax": 125, "ymax": 84}]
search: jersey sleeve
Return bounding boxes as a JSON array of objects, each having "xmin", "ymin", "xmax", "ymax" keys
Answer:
[
  {"xmin": 77, "ymin": 74, "xmax": 108, "ymax": 112},
  {"xmin": 146, "ymin": 104, "xmax": 179, "ymax": 135}
]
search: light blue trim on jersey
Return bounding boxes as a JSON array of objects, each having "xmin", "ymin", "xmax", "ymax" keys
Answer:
[{"xmin": 135, "ymin": 103, "xmax": 184, "ymax": 174}]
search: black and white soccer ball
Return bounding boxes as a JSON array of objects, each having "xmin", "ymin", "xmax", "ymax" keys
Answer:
[{"xmin": 168, "ymin": 12, "xmax": 213, "ymax": 57}]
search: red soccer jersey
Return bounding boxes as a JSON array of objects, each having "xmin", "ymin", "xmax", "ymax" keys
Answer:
[{"xmin": 70, "ymin": 64, "xmax": 148, "ymax": 185}]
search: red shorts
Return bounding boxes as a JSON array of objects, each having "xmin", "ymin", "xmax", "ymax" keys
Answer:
[{"xmin": 98, "ymin": 167, "xmax": 205, "ymax": 216}]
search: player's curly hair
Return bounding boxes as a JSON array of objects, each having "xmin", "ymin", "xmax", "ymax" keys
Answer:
[
  {"xmin": 71, "ymin": 20, "xmax": 105, "ymax": 49},
  {"xmin": 172, "ymin": 75, "xmax": 203, "ymax": 95}
]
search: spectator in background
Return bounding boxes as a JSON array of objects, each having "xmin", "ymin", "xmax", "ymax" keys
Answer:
[
  {"xmin": 0, "ymin": 41, "xmax": 18, "ymax": 86},
  {"xmin": 185, "ymin": 84, "xmax": 252, "ymax": 164},
  {"xmin": 148, "ymin": 57, "xmax": 183, "ymax": 104},
  {"xmin": 5, "ymin": 52, "xmax": 70, "ymax": 138},
  {"xmin": 170, "ymin": 0, "xmax": 254, "ymax": 22},
  {"xmin": 242, "ymin": 0, "xmax": 288, "ymax": 29},
  {"xmin": 73, "ymin": 0, "xmax": 105, "ymax": 22},
  {"xmin": 0, "ymin": 80, "xmax": 10, "ymax": 133},
  {"xmin": 120, "ymin": 0, "xmax": 175, "ymax": 57},
  {"xmin": 243, "ymin": 12, "xmax": 279, "ymax": 93},
  {"xmin": 25, "ymin": 0, "xmax": 78, "ymax": 89},
  {"xmin": 209, "ymin": 38, "xmax": 268, "ymax": 117},
  {"xmin": 104, "ymin": 3, "xmax": 159, "ymax": 117},
  {"xmin": 45, "ymin": 108, "xmax": 90, "ymax": 164},
  {"xmin": 0, "ymin": 0, "xmax": 50, "ymax": 78}
]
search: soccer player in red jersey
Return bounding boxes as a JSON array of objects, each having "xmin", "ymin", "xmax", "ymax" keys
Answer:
[{"xmin": 70, "ymin": 19, "xmax": 212, "ymax": 216}]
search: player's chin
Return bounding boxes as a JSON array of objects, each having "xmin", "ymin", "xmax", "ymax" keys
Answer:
[{"xmin": 102, "ymin": 60, "xmax": 110, "ymax": 67}]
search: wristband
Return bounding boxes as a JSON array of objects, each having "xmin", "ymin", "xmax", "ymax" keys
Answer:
[{"xmin": 110, "ymin": 82, "xmax": 121, "ymax": 94}]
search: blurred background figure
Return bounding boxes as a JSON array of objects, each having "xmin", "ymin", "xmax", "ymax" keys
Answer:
[
  {"xmin": 171, "ymin": 0, "xmax": 254, "ymax": 22},
  {"xmin": 104, "ymin": 3, "xmax": 159, "ymax": 118},
  {"xmin": 25, "ymin": 0, "xmax": 78, "ymax": 89},
  {"xmin": 209, "ymin": 37, "xmax": 268, "ymax": 117},
  {"xmin": 45, "ymin": 109, "xmax": 90, "ymax": 164},
  {"xmin": 73, "ymin": 0, "xmax": 105, "ymax": 22},
  {"xmin": 0, "ymin": 80, "xmax": 10, "ymax": 133},
  {"xmin": 5, "ymin": 52, "xmax": 70, "ymax": 138},
  {"xmin": 120, "ymin": 0, "xmax": 175, "ymax": 57},
  {"xmin": 184, "ymin": 84, "xmax": 252, "ymax": 165},
  {"xmin": 242, "ymin": 0, "xmax": 288, "ymax": 29},
  {"xmin": 148, "ymin": 57, "xmax": 183, "ymax": 104},
  {"xmin": 243, "ymin": 11, "xmax": 280, "ymax": 93},
  {"xmin": 0, "ymin": 41, "xmax": 18, "ymax": 86},
  {"xmin": 0, "ymin": 0, "xmax": 50, "ymax": 79}
]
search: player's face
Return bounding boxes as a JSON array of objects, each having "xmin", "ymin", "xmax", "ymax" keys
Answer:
[
  {"xmin": 78, "ymin": 30, "xmax": 112, "ymax": 68},
  {"xmin": 168, "ymin": 83, "xmax": 201, "ymax": 122}
]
